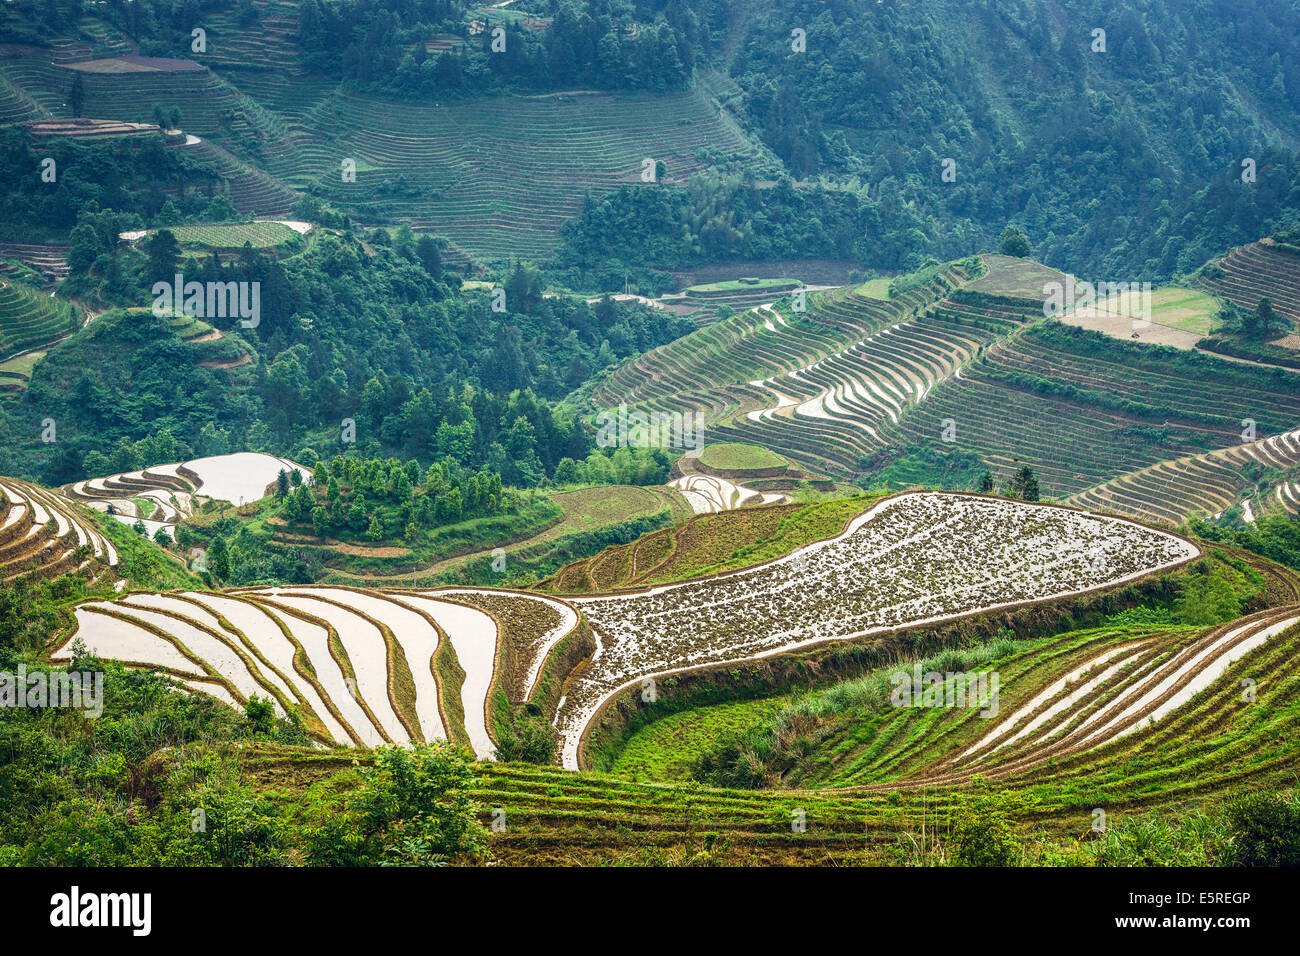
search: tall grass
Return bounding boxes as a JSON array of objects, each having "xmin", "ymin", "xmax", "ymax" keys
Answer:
[{"xmin": 693, "ymin": 636, "xmax": 1016, "ymax": 788}]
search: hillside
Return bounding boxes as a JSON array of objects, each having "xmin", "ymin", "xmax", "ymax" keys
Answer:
[
  {"xmin": 4, "ymin": 1, "xmax": 1300, "ymax": 276},
  {"xmin": 3, "ymin": 0, "xmax": 1300, "ymax": 893}
]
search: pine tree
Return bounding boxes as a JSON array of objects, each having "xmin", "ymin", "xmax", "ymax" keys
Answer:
[{"xmin": 209, "ymin": 536, "xmax": 231, "ymax": 580}]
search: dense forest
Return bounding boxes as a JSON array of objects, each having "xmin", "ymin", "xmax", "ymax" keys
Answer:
[
  {"xmin": 0, "ymin": 145, "xmax": 694, "ymax": 488},
  {"xmin": 722, "ymin": 0, "xmax": 1300, "ymax": 279}
]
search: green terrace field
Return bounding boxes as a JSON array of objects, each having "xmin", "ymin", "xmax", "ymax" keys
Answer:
[
  {"xmin": 0, "ymin": 349, "xmax": 43, "ymax": 400},
  {"xmin": 696, "ymin": 442, "xmax": 788, "ymax": 472},
  {"xmin": 0, "ymin": 54, "xmax": 242, "ymax": 137},
  {"xmin": 656, "ymin": 276, "xmax": 807, "ymax": 326},
  {"xmin": 1068, "ymin": 428, "xmax": 1300, "ymax": 526},
  {"xmin": 219, "ymin": 541, "xmax": 1300, "ymax": 865},
  {"xmin": 300, "ymin": 88, "xmax": 758, "ymax": 262},
  {"xmin": 891, "ymin": 320, "xmax": 1300, "ymax": 498},
  {"xmin": 964, "ymin": 253, "xmax": 1065, "ymax": 300},
  {"xmin": 598, "ymin": 257, "xmax": 1058, "ymax": 478},
  {"xmin": 855, "ymin": 277, "xmax": 892, "ymax": 300},
  {"xmin": 1202, "ymin": 239, "xmax": 1300, "ymax": 326},
  {"xmin": 0, "ymin": 280, "xmax": 79, "ymax": 360},
  {"xmin": 595, "ymin": 261, "xmax": 971, "ymax": 425},
  {"xmin": 611, "ymin": 697, "xmax": 789, "ymax": 783},
  {"xmin": 163, "ymin": 221, "xmax": 305, "ymax": 251},
  {"xmin": 540, "ymin": 495, "xmax": 875, "ymax": 592},
  {"xmin": 601, "ymin": 254, "xmax": 1300, "ymax": 496},
  {"xmin": 0, "ymin": 17, "xmax": 750, "ymax": 262}
]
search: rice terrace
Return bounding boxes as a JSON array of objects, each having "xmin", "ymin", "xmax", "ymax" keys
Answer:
[{"xmin": 1, "ymin": 0, "xmax": 1300, "ymax": 932}]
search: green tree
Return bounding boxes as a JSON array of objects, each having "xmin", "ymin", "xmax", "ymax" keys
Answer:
[
  {"xmin": 244, "ymin": 695, "xmax": 276, "ymax": 736},
  {"xmin": 1009, "ymin": 465, "xmax": 1039, "ymax": 500},
  {"xmin": 208, "ymin": 535, "xmax": 231, "ymax": 580},
  {"xmin": 415, "ymin": 234, "xmax": 442, "ymax": 278},
  {"xmin": 145, "ymin": 229, "xmax": 182, "ymax": 284},
  {"xmin": 998, "ymin": 224, "xmax": 1033, "ymax": 258},
  {"xmin": 303, "ymin": 744, "xmax": 488, "ymax": 866}
]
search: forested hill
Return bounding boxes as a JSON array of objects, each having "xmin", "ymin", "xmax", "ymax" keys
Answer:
[
  {"xmin": 4, "ymin": 0, "xmax": 1299, "ymax": 280},
  {"xmin": 722, "ymin": 0, "xmax": 1300, "ymax": 277}
]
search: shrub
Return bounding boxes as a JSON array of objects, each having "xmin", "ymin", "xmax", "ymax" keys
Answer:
[
  {"xmin": 1220, "ymin": 792, "xmax": 1300, "ymax": 867},
  {"xmin": 950, "ymin": 801, "xmax": 1021, "ymax": 866},
  {"xmin": 492, "ymin": 711, "xmax": 559, "ymax": 764}
]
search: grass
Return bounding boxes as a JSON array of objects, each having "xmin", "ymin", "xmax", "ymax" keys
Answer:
[
  {"xmin": 543, "ymin": 493, "xmax": 881, "ymax": 592},
  {"xmin": 646, "ymin": 494, "xmax": 879, "ymax": 584},
  {"xmin": 697, "ymin": 442, "xmax": 787, "ymax": 472},
  {"xmin": 685, "ymin": 277, "xmax": 800, "ymax": 294},
  {"xmin": 542, "ymin": 486, "xmax": 681, "ymax": 538},
  {"xmin": 856, "ymin": 277, "xmax": 893, "ymax": 300},
  {"xmin": 611, "ymin": 696, "xmax": 787, "ymax": 782},
  {"xmin": 0, "ymin": 350, "xmax": 43, "ymax": 377},
  {"xmin": 968, "ymin": 254, "xmax": 1066, "ymax": 299},
  {"xmin": 1097, "ymin": 285, "xmax": 1219, "ymax": 333}
]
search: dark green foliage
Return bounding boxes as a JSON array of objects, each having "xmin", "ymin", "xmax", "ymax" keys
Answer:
[
  {"xmin": 725, "ymin": 0, "xmax": 1300, "ymax": 279},
  {"xmin": 492, "ymin": 711, "xmax": 560, "ymax": 764},
  {"xmin": 294, "ymin": 0, "xmax": 714, "ymax": 96},
  {"xmin": 1220, "ymin": 791, "xmax": 1300, "ymax": 867},
  {"xmin": 998, "ymin": 225, "xmax": 1033, "ymax": 259},
  {"xmin": 554, "ymin": 174, "xmax": 926, "ymax": 279},
  {"xmin": 0, "ymin": 230, "xmax": 693, "ymax": 486},
  {"xmin": 1185, "ymin": 514, "xmax": 1300, "ymax": 575},
  {"xmin": 950, "ymin": 799, "xmax": 1022, "ymax": 866},
  {"xmin": 0, "ymin": 657, "xmax": 310, "ymax": 866},
  {"xmin": 301, "ymin": 744, "xmax": 488, "ymax": 866}
]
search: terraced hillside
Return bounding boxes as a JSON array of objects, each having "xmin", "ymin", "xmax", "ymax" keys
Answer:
[
  {"xmin": 0, "ymin": 279, "xmax": 79, "ymax": 360},
  {"xmin": 0, "ymin": 243, "xmax": 69, "ymax": 281},
  {"xmin": 596, "ymin": 256, "xmax": 1068, "ymax": 478},
  {"xmin": 1069, "ymin": 428, "xmax": 1300, "ymax": 526},
  {"xmin": 0, "ymin": 54, "xmax": 243, "ymax": 135},
  {"xmin": 301, "ymin": 88, "xmax": 758, "ymax": 261},
  {"xmin": 0, "ymin": 476, "xmax": 117, "ymax": 584},
  {"xmin": 1202, "ymin": 239, "xmax": 1300, "ymax": 325},
  {"xmin": 539, "ymin": 492, "xmax": 876, "ymax": 597},
  {"xmin": 222, "ymin": 552, "xmax": 1300, "ymax": 866},
  {"xmin": 52, "ymin": 585, "xmax": 580, "ymax": 759},
  {"xmin": 63, "ymin": 452, "xmax": 310, "ymax": 535},
  {"xmin": 888, "ymin": 318, "xmax": 1300, "ymax": 497},
  {"xmin": 659, "ymin": 277, "xmax": 808, "ymax": 326},
  {"xmin": 43, "ymin": 493, "xmax": 1198, "ymax": 776},
  {"xmin": 558, "ymin": 492, "xmax": 1197, "ymax": 769},
  {"xmin": 0, "ymin": 42, "xmax": 759, "ymax": 261},
  {"xmin": 596, "ymin": 265, "xmax": 971, "ymax": 459}
]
